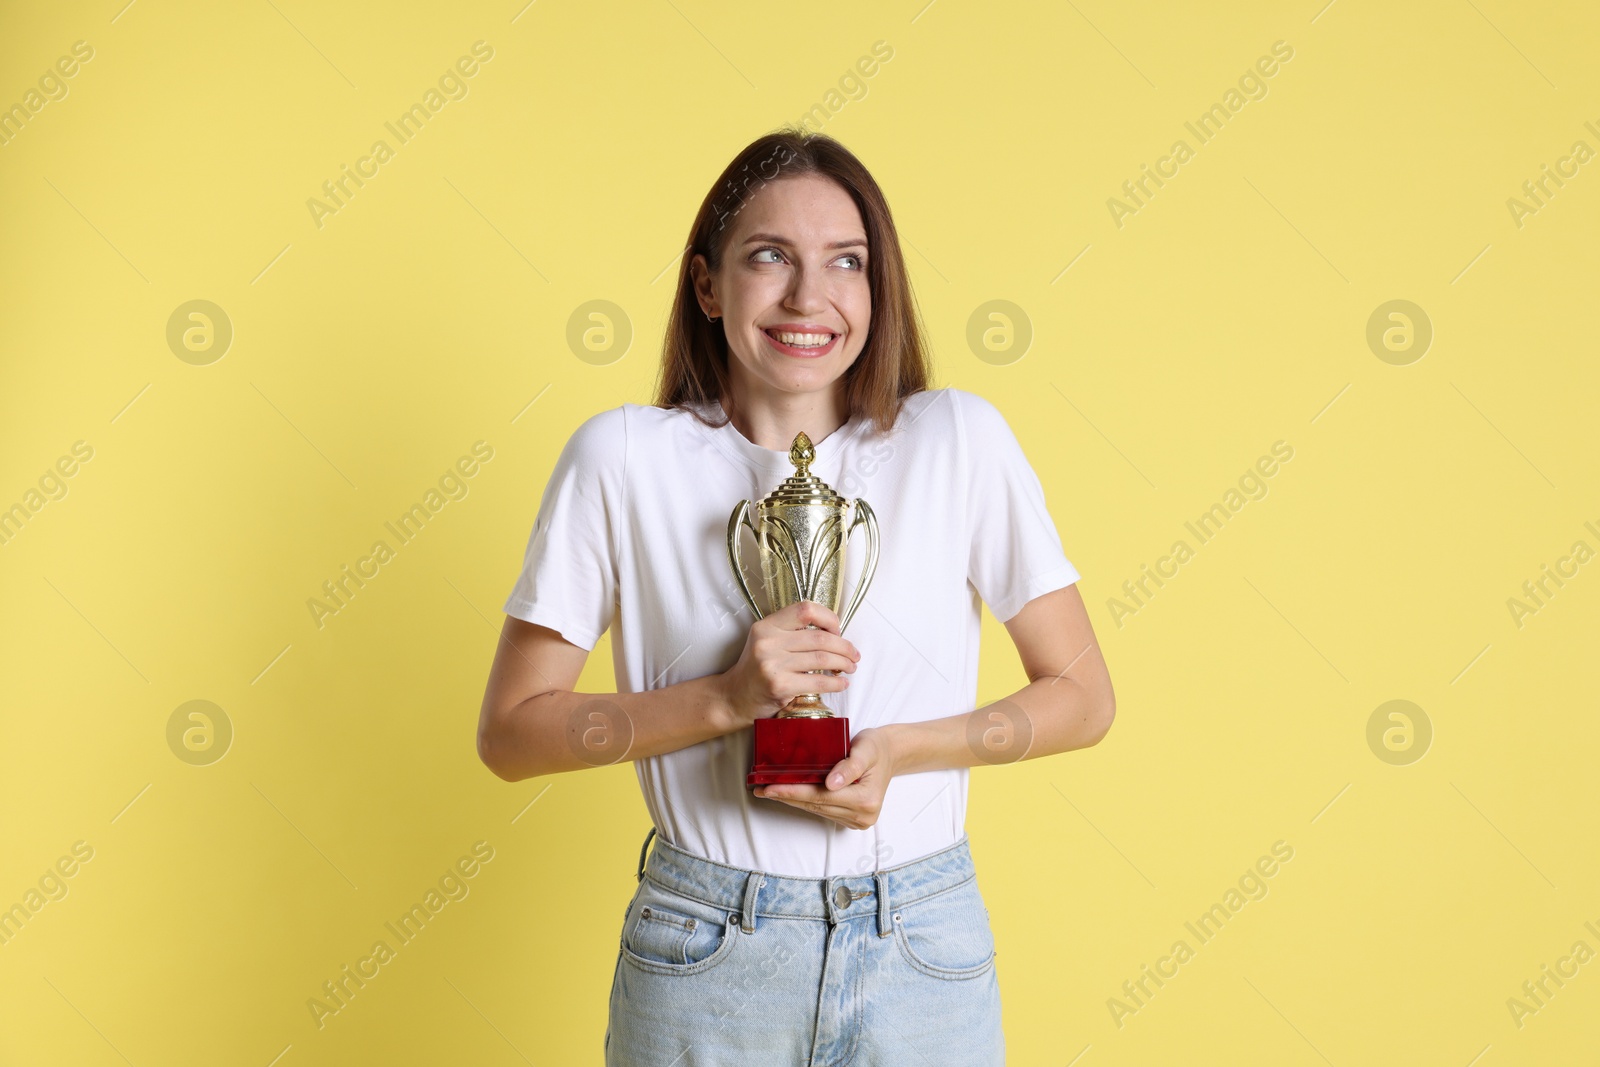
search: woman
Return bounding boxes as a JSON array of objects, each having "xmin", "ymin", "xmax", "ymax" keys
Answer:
[{"xmin": 477, "ymin": 127, "xmax": 1115, "ymax": 1065}]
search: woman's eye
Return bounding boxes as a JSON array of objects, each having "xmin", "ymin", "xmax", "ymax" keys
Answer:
[{"xmin": 748, "ymin": 248, "xmax": 864, "ymax": 269}]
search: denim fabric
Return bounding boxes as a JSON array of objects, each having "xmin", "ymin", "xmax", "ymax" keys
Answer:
[{"xmin": 605, "ymin": 828, "xmax": 1005, "ymax": 1066}]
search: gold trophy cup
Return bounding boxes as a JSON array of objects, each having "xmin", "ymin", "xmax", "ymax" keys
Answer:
[{"xmin": 727, "ymin": 430, "xmax": 879, "ymax": 787}]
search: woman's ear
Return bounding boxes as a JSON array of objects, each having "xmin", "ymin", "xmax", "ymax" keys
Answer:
[{"xmin": 689, "ymin": 252, "xmax": 719, "ymax": 319}]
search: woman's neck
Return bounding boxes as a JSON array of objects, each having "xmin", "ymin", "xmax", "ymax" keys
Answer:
[{"xmin": 720, "ymin": 385, "xmax": 848, "ymax": 453}]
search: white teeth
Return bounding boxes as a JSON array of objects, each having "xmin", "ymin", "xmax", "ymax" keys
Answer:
[{"xmin": 769, "ymin": 330, "xmax": 833, "ymax": 347}]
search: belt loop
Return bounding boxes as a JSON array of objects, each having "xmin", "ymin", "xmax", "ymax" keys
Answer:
[
  {"xmin": 875, "ymin": 870, "xmax": 892, "ymax": 938},
  {"xmin": 636, "ymin": 826, "xmax": 656, "ymax": 883},
  {"xmin": 740, "ymin": 871, "xmax": 766, "ymax": 934}
]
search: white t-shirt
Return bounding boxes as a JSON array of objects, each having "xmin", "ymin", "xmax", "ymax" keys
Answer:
[{"xmin": 502, "ymin": 386, "xmax": 1080, "ymax": 877}]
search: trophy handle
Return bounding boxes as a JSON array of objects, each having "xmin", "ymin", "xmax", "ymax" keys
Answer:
[
  {"xmin": 726, "ymin": 500, "xmax": 764, "ymax": 621},
  {"xmin": 836, "ymin": 499, "xmax": 879, "ymax": 635}
]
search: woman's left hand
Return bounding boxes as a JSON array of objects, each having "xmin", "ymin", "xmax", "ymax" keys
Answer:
[{"xmin": 752, "ymin": 726, "xmax": 898, "ymax": 830}]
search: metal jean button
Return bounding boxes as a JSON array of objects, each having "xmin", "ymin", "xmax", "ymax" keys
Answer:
[{"xmin": 832, "ymin": 885, "xmax": 852, "ymax": 908}]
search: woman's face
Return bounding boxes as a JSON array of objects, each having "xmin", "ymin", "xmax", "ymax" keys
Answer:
[{"xmin": 693, "ymin": 173, "xmax": 871, "ymax": 402}]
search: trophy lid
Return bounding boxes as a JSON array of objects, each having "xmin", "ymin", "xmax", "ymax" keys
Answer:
[{"xmin": 761, "ymin": 431, "xmax": 846, "ymax": 506}]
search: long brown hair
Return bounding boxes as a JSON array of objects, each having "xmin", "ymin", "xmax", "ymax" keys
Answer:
[{"xmin": 650, "ymin": 125, "xmax": 934, "ymax": 437}]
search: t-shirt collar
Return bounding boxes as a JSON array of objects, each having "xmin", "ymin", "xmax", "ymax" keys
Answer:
[{"xmin": 689, "ymin": 396, "xmax": 868, "ymax": 478}]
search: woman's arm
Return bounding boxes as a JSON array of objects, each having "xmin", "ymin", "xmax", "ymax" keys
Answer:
[
  {"xmin": 886, "ymin": 583, "xmax": 1114, "ymax": 775},
  {"xmin": 476, "ymin": 616, "xmax": 740, "ymax": 782},
  {"xmin": 752, "ymin": 584, "xmax": 1113, "ymax": 827},
  {"xmin": 477, "ymin": 600, "xmax": 861, "ymax": 782}
]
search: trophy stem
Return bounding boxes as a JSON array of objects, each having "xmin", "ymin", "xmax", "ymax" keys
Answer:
[
  {"xmin": 777, "ymin": 690, "xmax": 835, "ymax": 718},
  {"xmin": 776, "ymin": 628, "xmax": 838, "ymax": 718}
]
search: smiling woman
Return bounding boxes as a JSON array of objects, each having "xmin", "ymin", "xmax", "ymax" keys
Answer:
[
  {"xmin": 479, "ymin": 126, "xmax": 1114, "ymax": 1066},
  {"xmin": 661, "ymin": 129, "xmax": 927, "ymax": 446}
]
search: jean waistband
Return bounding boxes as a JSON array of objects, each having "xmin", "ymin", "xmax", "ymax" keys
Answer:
[{"xmin": 634, "ymin": 827, "xmax": 978, "ymax": 939}]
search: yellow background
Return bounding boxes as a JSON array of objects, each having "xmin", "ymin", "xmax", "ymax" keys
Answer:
[{"xmin": 2, "ymin": 0, "xmax": 1597, "ymax": 1063}]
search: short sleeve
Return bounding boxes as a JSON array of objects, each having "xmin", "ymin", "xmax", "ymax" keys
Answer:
[
  {"xmin": 501, "ymin": 407, "xmax": 625, "ymax": 650},
  {"xmin": 957, "ymin": 390, "xmax": 1080, "ymax": 623}
]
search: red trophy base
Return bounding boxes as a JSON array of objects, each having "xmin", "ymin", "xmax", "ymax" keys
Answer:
[{"xmin": 748, "ymin": 715, "xmax": 851, "ymax": 787}]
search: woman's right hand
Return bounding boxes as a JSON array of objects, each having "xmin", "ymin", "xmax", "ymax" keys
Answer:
[{"xmin": 719, "ymin": 600, "xmax": 860, "ymax": 724}]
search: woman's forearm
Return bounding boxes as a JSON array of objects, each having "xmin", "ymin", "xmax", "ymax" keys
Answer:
[
  {"xmin": 481, "ymin": 673, "xmax": 742, "ymax": 782},
  {"xmin": 885, "ymin": 675, "xmax": 1115, "ymax": 778}
]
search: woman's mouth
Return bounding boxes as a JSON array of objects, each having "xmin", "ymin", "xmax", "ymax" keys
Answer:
[{"xmin": 761, "ymin": 328, "xmax": 839, "ymax": 358}]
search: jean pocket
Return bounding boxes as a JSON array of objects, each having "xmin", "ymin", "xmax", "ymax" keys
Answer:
[
  {"xmin": 619, "ymin": 878, "xmax": 740, "ymax": 976},
  {"xmin": 892, "ymin": 877, "xmax": 997, "ymax": 980}
]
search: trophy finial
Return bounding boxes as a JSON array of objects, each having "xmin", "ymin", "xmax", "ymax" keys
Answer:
[{"xmin": 789, "ymin": 431, "xmax": 815, "ymax": 476}]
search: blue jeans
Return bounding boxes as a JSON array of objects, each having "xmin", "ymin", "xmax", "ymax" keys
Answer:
[{"xmin": 605, "ymin": 827, "xmax": 1005, "ymax": 1066}]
